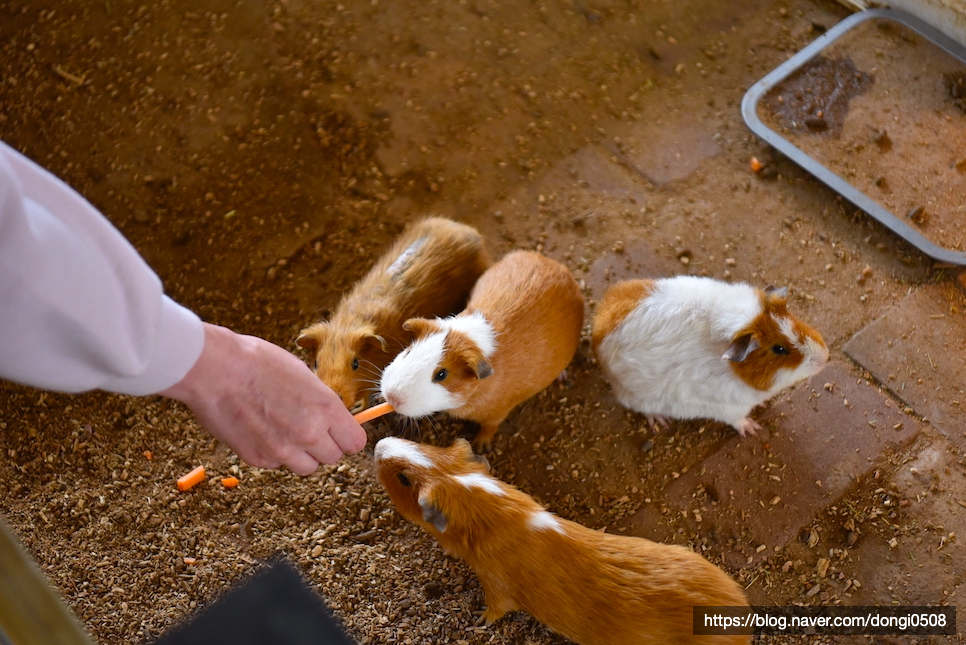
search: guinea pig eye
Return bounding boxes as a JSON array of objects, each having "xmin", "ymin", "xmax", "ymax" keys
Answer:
[
  {"xmin": 396, "ymin": 472, "xmax": 412, "ymax": 487},
  {"xmin": 351, "ymin": 357, "xmax": 360, "ymax": 371},
  {"xmin": 771, "ymin": 344, "xmax": 789, "ymax": 356},
  {"xmin": 433, "ymin": 368, "xmax": 448, "ymax": 383}
]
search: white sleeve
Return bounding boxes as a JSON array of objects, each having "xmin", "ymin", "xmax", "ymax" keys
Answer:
[{"xmin": 0, "ymin": 140, "xmax": 204, "ymax": 395}]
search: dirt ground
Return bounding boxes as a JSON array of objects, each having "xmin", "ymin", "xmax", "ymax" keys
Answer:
[{"xmin": 1, "ymin": 0, "xmax": 964, "ymax": 643}]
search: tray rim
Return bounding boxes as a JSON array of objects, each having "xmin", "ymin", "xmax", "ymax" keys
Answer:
[{"xmin": 741, "ymin": 7, "xmax": 966, "ymax": 266}]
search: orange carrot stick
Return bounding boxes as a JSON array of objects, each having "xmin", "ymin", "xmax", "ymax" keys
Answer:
[
  {"xmin": 221, "ymin": 476, "xmax": 240, "ymax": 489},
  {"xmin": 353, "ymin": 401, "xmax": 394, "ymax": 424},
  {"xmin": 177, "ymin": 465, "xmax": 206, "ymax": 491}
]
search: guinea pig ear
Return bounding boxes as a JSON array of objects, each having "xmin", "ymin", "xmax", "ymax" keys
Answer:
[
  {"xmin": 723, "ymin": 333, "xmax": 760, "ymax": 363},
  {"xmin": 472, "ymin": 359, "xmax": 494, "ymax": 380},
  {"xmin": 452, "ymin": 437, "xmax": 474, "ymax": 457},
  {"xmin": 402, "ymin": 318, "xmax": 439, "ymax": 339},
  {"xmin": 418, "ymin": 489, "xmax": 449, "ymax": 533},
  {"xmin": 350, "ymin": 324, "xmax": 387, "ymax": 353},
  {"xmin": 296, "ymin": 324, "xmax": 326, "ymax": 354},
  {"xmin": 473, "ymin": 453, "xmax": 491, "ymax": 473},
  {"xmin": 764, "ymin": 285, "xmax": 789, "ymax": 299},
  {"xmin": 452, "ymin": 438, "xmax": 491, "ymax": 471},
  {"xmin": 362, "ymin": 331, "xmax": 388, "ymax": 353}
]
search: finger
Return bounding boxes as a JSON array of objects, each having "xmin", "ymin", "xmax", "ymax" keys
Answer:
[
  {"xmin": 284, "ymin": 450, "xmax": 321, "ymax": 477},
  {"xmin": 307, "ymin": 434, "xmax": 349, "ymax": 467},
  {"xmin": 233, "ymin": 443, "xmax": 285, "ymax": 471},
  {"xmin": 240, "ymin": 456, "xmax": 283, "ymax": 470},
  {"xmin": 327, "ymin": 420, "xmax": 368, "ymax": 455}
]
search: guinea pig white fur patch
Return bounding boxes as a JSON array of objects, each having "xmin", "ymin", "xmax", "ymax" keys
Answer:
[
  {"xmin": 655, "ymin": 277, "xmax": 761, "ymax": 342},
  {"xmin": 454, "ymin": 472, "xmax": 506, "ymax": 497},
  {"xmin": 381, "ymin": 330, "xmax": 462, "ymax": 416},
  {"xmin": 386, "ymin": 236, "xmax": 427, "ymax": 277},
  {"xmin": 443, "ymin": 311, "xmax": 498, "ymax": 357},
  {"xmin": 527, "ymin": 510, "xmax": 565, "ymax": 534},
  {"xmin": 380, "ymin": 311, "xmax": 497, "ymax": 417},
  {"xmin": 373, "ymin": 437, "xmax": 434, "ymax": 468}
]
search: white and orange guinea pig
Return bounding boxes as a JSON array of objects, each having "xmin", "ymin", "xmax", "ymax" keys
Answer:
[
  {"xmin": 374, "ymin": 436, "xmax": 751, "ymax": 645},
  {"xmin": 380, "ymin": 250, "xmax": 584, "ymax": 450},
  {"xmin": 592, "ymin": 276, "xmax": 829, "ymax": 436}
]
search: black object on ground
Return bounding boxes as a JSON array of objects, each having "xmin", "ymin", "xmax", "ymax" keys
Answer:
[{"xmin": 151, "ymin": 558, "xmax": 356, "ymax": 645}]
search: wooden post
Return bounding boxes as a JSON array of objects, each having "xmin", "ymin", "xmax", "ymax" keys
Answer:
[{"xmin": 0, "ymin": 517, "xmax": 96, "ymax": 645}]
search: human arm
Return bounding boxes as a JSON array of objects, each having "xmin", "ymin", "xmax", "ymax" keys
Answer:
[
  {"xmin": 0, "ymin": 140, "xmax": 204, "ymax": 394},
  {"xmin": 0, "ymin": 140, "xmax": 366, "ymax": 473}
]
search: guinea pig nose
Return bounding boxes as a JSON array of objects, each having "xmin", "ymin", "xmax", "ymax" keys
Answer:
[{"xmin": 384, "ymin": 391, "xmax": 403, "ymax": 410}]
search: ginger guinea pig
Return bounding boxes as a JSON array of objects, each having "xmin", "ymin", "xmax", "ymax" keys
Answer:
[
  {"xmin": 374, "ymin": 436, "xmax": 751, "ymax": 645},
  {"xmin": 297, "ymin": 217, "xmax": 490, "ymax": 414},
  {"xmin": 591, "ymin": 275, "xmax": 828, "ymax": 436},
  {"xmin": 379, "ymin": 250, "xmax": 584, "ymax": 450}
]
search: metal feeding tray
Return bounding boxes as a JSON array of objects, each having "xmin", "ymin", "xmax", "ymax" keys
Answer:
[{"xmin": 742, "ymin": 8, "xmax": 966, "ymax": 265}]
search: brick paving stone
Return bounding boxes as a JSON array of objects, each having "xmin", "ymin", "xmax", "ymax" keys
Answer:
[
  {"xmin": 843, "ymin": 435, "xmax": 966, "ymax": 611},
  {"xmin": 556, "ymin": 145, "xmax": 655, "ymax": 200},
  {"xmin": 482, "ymin": 143, "xmax": 682, "ymax": 297},
  {"xmin": 618, "ymin": 361, "xmax": 921, "ymax": 569},
  {"xmin": 502, "ymin": 144, "xmax": 654, "ymax": 211},
  {"xmin": 587, "ymin": 238, "xmax": 683, "ymax": 296},
  {"xmin": 843, "ymin": 283, "xmax": 966, "ymax": 449},
  {"xmin": 612, "ymin": 114, "xmax": 722, "ymax": 186},
  {"xmin": 477, "ymin": 144, "xmax": 655, "ymax": 261}
]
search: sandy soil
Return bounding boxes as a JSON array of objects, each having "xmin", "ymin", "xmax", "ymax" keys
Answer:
[{"xmin": 0, "ymin": 0, "xmax": 961, "ymax": 643}]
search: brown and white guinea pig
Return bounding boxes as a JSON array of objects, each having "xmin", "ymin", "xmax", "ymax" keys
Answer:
[
  {"xmin": 591, "ymin": 275, "xmax": 829, "ymax": 436},
  {"xmin": 374, "ymin": 436, "xmax": 751, "ymax": 645},
  {"xmin": 297, "ymin": 217, "xmax": 491, "ymax": 414},
  {"xmin": 379, "ymin": 250, "xmax": 584, "ymax": 450}
]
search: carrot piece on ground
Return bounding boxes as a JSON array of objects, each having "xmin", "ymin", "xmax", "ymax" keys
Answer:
[
  {"xmin": 221, "ymin": 476, "xmax": 240, "ymax": 489},
  {"xmin": 353, "ymin": 401, "xmax": 395, "ymax": 424},
  {"xmin": 177, "ymin": 465, "xmax": 206, "ymax": 491},
  {"xmin": 750, "ymin": 156, "xmax": 764, "ymax": 173},
  {"xmin": 143, "ymin": 450, "xmax": 153, "ymax": 461}
]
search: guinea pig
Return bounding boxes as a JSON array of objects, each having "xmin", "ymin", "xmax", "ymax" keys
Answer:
[
  {"xmin": 379, "ymin": 250, "xmax": 584, "ymax": 450},
  {"xmin": 374, "ymin": 436, "xmax": 751, "ymax": 645},
  {"xmin": 591, "ymin": 275, "xmax": 828, "ymax": 436},
  {"xmin": 297, "ymin": 217, "xmax": 491, "ymax": 414}
]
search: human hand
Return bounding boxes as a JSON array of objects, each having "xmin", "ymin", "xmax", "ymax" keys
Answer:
[{"xmin": 160, "ymin": 323, "xmax": 367, "ymax": 475}]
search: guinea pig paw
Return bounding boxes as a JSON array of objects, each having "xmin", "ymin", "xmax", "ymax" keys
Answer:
[
  {"xmin": 734, "ymin": 418, "xmax": 761, "ymax": 437},
  {"xmin": 472, "ymin": 428, "xmax": 499, "ymax": 453},
  {"xmin": 475, "ymin": 607, "xmax": 505, "ymax": 626},
  {"xmin": 646, "ymin": 415, "xmax": 670, "ymax": 431}
]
